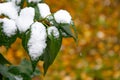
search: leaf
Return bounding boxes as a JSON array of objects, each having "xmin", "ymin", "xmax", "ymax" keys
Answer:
[
  {"xmin": 34, "ymin": 5, "xmax": 42, "ymax": 21},
  {"xmin": 8, "ymin": 66, "xmax": 20, "ymax": 75},
  {"xmin": 31, "ymin": 67, "xmax": 41, "ymax": 77},
  {"xmin": 27, "ymin": 0, "xmax": 44, "ymax": 7},
  {"xmin": 21, "ymin": 29, "xmax": 38, "ymax": 71},
  {"xmin": 0, "ymin": 64, "xmax": 16, "ymax": 80},
  {"xmin": 31, "ymin": 59, "xmax": 39, "ymax": 72},
  {"xmin": 17, "ymin": 59, "xmax": 33, "ymax": 75},
  {"xmin": 8, "ymin": 59, "xmax": 33, "ymax": 80},
  {"xmin": 21, "ymin": 30, "xmax": 31, "ymax": 53},
  {"xmin": 8, "ymin": 59, "xmax": 40, "ymax": 79},
  {"xmin": 59, "ymin": 23, "xmax": 75, "ymax": 38},
  {"xmin": 0, "ymin": 60, "xmax": 34, "ymax": 80},
  {"xmin": 0, "ymin": 54, "xmax": 11, "ymax": 65},
  {"xmin": 43, "ymin": 30, "xmax": 62, "ymax": 75}
]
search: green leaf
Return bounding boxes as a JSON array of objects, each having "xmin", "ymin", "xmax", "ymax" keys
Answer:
[
  {"xmin": 0, "ymin": 64, "xmax": 16, "ymax": 80},
  {"xmin": 8, "ymin": 59, "xmax": 33, "ymax": 80},
  {"xmin": 21, "ymin": 29, "xmax": 41, "ymax": 72},
  {"xmin": 34, "ymin": 5, "xmax": 42, "ymax": 21},
  {"xmin": 31, "ymin": 67, "xmax": 41, "ymax": 77},
  {"xmin": 17, "ymin": 59, "xmax": 33, "ymax": 76},
  {"xmin": 59, "ymin": 23, "xmax": 78, "ymax": 42},
  {"xmin": 8, "ymin": 66, "xmax": 20, "ymax": 75},
  {"xmin": 21, "ymin": 30, "xmax": 31, "ymax": 53},
  {"xmin": 21, "ymin": 29, "xmax": 38, "ymax": 71},
  {"xmin": 31, "ymin": 59, "xmax": 39, "ymax": 72},
  {"xmin": 43, "ymin": 30, "xmax": 62, "ymax": 75},
  {"xmin": 60, "ymin": 24, "xmax": 73, "ymax": 37},
  {"xmin": 27, "ymin": 0, "xmax": 44, "ymax": 7},
  {"xmin": 0, "ymin": 54, "xmax": 11, "ymax": 65},
  {"xmin": 8, "ymin": 59, "xmax": 40, "ymax": 79}
]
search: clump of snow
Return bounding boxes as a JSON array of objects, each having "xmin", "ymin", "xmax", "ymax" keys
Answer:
[
  {"xmin": 0, "ymin": 2, "xmax": 18, "ymax": 20},
  {"xmin": 54, "ymin": 10, "xmax": 72, "ymax": 24},
  {"xmin": 47, "ymin": 26, "xmax": 59, "ymax": 38},
  {"xmin": 16, "ymin": 7, "xmax": 35, "ymax": 33},
  {"xmin": 0, "ymin": 18, "xmax": 17, "ymax": 37},
  {"xmin": 14, "ymin": 75, "xmax": 23, "ymax": 80},
  {"xmin": 37, "ymin": 3, "xmax": 51, "ymax": 18},
  {"xmin": 28, "ymin": 22, "xmax": 47, "ymax": 60},
  {"xmin": 28, "ymin": 0, "xmax": 41, "ymax": 3}
]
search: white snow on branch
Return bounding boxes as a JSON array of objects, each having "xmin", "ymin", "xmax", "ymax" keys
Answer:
[
  {"xmin": 54, "ymin": 10, "xmax": 72, "ymax": 24},
  {"xmin": 0, "ymin": 2, "xmax": 18, "ymax": 20},
  {"xmin": 28, "ymin": 22, "xmax": 47, "ymax": 60},
  {"xmin": 47, "ymin": 26, "xmax": 59, "ymax": 38},
  {"xmin": 0, "ymin": 18, "xmax": 17, "ymax": 37},
  {"xmin": 16, "ymin": 7, "xmax": 35, "ymax": 33},
  {"xmin": 37, "ymin": 3, "xmax": 51, "ymax": 18},
  {"xmin": 28, "ymin": 0, "xmax": 41, "ymax": 3}
]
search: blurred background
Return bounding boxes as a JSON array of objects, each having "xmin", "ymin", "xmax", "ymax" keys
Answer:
[{"xmin": 0, "ymin": 0, "xmax": 120, "ymax": 80}]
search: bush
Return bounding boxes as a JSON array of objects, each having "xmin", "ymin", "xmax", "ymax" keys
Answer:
[{"xmin": 0, "ymin": 0, "xmax": 77, "ymax": 79}]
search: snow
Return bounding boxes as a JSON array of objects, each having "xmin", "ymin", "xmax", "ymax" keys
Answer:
[
  {"xmin": 37, "ymin": 3, "xmax": 51, "ymax": 18},
  {"xmin": 14, "ymin": 75, "xmax": 23, "ymax": 80},
  {"xmin": 0, "ymin": 2, "xmax": 18, "ymax": 20},
  {"xmin": 28, "ymin": 22, "xmax": 47, "ymax": 60},
  {"xmin": 28, "ymin": 0, "xmax": 41, "ymax": 3},
  {"xmin": 47, "ymin": 26, "xmax": 59, "ymax": 38},
  {"xmin": 0, "ymin": 18, "xmax": 17, "ymax": 37},
  {"xmin": 54, "ymin": 10, "xmax": 72, "ymax": 24},
  {"xmin": 16, "ymin": 7, "xmax": 35, "ymax": 33}
]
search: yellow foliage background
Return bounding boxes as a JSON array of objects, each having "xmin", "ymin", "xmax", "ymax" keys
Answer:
[{"xmin": 0, "ymin": 0, "xmax": 120, "ymax": 80}]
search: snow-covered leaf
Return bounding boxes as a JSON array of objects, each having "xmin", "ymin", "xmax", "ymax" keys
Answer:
[
  {"xmin": 21, "ymin": 22, "xmax": 47, "ymax": 71},
  {"xmin": 43, "ymin": 30, "xmax": 62, "ymax": 75},
  {"xmin": 0, "ymin": 22, "xmax": 17, "ymax": 49}
]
